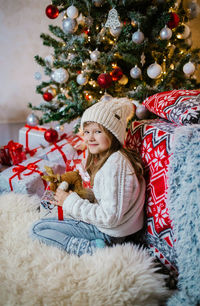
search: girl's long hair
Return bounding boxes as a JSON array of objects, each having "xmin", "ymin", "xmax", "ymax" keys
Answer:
[{"xmin": 84, "ymin": 123, "xmax": 144, "ymax": 186}]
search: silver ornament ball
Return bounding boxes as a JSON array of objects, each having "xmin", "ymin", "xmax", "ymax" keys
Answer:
[
  {"xmin": 147, "ymin": 63, "xmax": 162, "ymax": 79},
  {"xmin": 90, "ymin": 50, "xmax": 100, "ymax": 62},
  {"xmin": 66, "ymin": 5, "xmax": 79, "ymax": 19},
  {"xmin": 130, "ymin": 66, "xmax": 142, "ymax": 79},
  {"xmin": 132, "ymin": 30, "xmax": 144, "ymax": 44},
  {"xmin": 26, "ymin": 113, "xmax": 39, "ymax": 127},
  {"xmin": 100, "ymin": 93, "xmax": 112, "ymax": 102},
  {"xmin": 136, "ymin": 105, "xmax": 149, "ymax": 119},
  {"xmin": 177, "ymin": 24, "xmax": 191, "ymax": 39},
  {"xmin": 76, "ymin": 73, "xmax": 88, "ymax": 85},
  {"xmin": 62, "ymin": 18, "xmax": 78, "ymax": 34},
  {"xmin": 160, "ymin": 26, "xmax": 172, "ymax": 40},
  {"xmin": 183, "ymin": 62, "xmax": 195, "ymax": 75},
  {"xmin": 51, "ymin": 68, "xmax": 69, "ymax": 83}
]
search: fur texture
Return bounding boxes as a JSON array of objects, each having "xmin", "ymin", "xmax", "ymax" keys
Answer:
[
  {"xmin": 0, "ymin": 192, "xmax": 169, "ymax": 306},
  {"xmin": 167, "ymin": 125, "xmax": 200, "ymax": 306}
]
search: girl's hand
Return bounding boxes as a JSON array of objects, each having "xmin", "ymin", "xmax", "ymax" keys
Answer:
[{"xmin": 54, "ymin": 189, "xmax": 72, "ymax": 206}]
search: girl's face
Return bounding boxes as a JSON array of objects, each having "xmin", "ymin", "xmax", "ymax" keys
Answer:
[{"xmin": 83, "ymin": 122, "xmax": 111, "ymax": 155}]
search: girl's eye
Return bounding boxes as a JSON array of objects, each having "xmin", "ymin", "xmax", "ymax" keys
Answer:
[
  {"xmin": 95, "ymin": 130, "xmax": 102, "ymax": 134},
  {"xmin": 83, "ymin": 130, "xmax": 89, "ymax": 135}
]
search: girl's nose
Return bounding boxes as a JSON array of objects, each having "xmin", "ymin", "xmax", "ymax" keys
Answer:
[{"xmin": 88, "ymin": 132, "xmax": 95, "ymax": 141}]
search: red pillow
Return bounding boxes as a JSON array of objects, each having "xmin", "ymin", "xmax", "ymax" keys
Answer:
[{"xmin": 143, "ymin": 89, "xmax": 200, "ymax": 125}]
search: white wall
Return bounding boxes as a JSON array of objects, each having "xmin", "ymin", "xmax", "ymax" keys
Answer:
[
  {"xmin": 0, "ymin": 0, "xmax": 61, "ymax": 123},
  {"xmin": 0, "ymin": 0, "xmax": 200, "ymax": 124}
]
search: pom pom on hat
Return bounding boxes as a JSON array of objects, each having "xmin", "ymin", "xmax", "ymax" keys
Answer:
[{"xmin": 81, "ymin": 97, "xmax": 135, "ymax": 144}]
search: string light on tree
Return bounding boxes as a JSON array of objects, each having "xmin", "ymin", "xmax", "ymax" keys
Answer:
[
  {"xmin": 45, "ymin": 5, "xmax": 59, "ymax": 19},
  {"xmin": 183, "ymin": 61, "xmax": 195, "ymax": 75},
  {"xmin": 147, "ymin": 63, "xmax": 162, "ymax": 79}
]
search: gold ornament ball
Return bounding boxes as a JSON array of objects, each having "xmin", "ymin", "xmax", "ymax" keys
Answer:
[
  {"xmin": 118, "ymin": 74, "xmax": 128, "ymax": 85},
  {"xmin": 48, "ymin": 87, "xmax": 57, "ymax": 97}
]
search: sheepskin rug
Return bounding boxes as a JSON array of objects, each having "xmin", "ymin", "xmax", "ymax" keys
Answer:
[{"xmin": 0, "ymin": 192, "xmax": 169, "ymax": 306}]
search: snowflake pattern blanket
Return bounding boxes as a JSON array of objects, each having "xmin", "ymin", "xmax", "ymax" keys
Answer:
[{"xmin": 125, "ymin": 119, "xmax": 178, "ymax": 271}]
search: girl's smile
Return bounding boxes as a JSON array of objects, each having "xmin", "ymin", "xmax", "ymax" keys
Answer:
[{"xmin": 83, "ymin": 122, "xmax": 111, "ymax": 155}]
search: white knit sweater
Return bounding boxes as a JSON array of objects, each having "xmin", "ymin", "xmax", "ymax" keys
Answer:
[{"xmin": 63, "ymin": 151, "xmax": 146, "ymax": 237}]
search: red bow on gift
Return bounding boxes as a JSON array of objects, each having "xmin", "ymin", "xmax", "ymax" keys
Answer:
[
  {"xmin": 9, "ymin": 160, "xmax": 47, "ymax": 191},
  {"xmin": 4, "ymin": 140, "xmax": 26, "ymax": 165}
]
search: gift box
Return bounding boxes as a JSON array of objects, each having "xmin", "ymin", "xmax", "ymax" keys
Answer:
[
  {"xmin": 0, "ymin": 157, "xmax": 63, "ymax": 197},
  {"xmin": 42, "ymin": 135, "xmax": 86, "ymax": 168},
  {"xmin": 18, "ymin": 124, "xmax": 50, "ymax": 151}
]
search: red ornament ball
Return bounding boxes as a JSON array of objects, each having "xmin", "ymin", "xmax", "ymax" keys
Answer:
[
  {"xmin": 44, "ymin": 128, "xmax": 59, "ymax": 143},
  {"xmin": 45, "ymin": 5, "xmax": 59, "ymax": 19},
  {"xmin": 97, "ymin": 73, "xmax": 113, "ymax": 89},
  {"xmin": 43, "ymin": 91, "xmax": 53, "ymax": 102},
  {"xmin": 110, "ymin": 67, "xmax": 123, "ymax": 81},
  {"xmin": 167, "ymin": 12, "xmax": 180, "ymax": 29}
]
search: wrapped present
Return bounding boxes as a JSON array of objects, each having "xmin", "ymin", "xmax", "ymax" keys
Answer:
[
  {"xmin": 0, "ymin": 147, "xmax": 12, "ymax": 166},
  {"xmin": 18, "ymin": 124, "xmax": 50, "ymax": 151},
  {"xmin": 3, "ymin": 140, "xmax": 26, "ymax": 165},
  {"xmin": 42, "ymin": 135, "xmax": 87, "ymax": 168},
  {"xmin": 0, "ymin": 157, "xmax": 63, "ymax": 197}
]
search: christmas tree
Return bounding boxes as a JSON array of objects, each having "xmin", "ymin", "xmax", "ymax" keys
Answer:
[{"xmin": 29, "ymin": 0, "xmax": 200, "ymax": 129}]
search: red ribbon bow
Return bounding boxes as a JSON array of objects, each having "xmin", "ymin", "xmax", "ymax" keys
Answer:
[
  {"xmin": 4, "ymin": 140, "xmax": 23, "ymax": 152},
  {"xmin": 9, "ymin": 159, "xmax": 47, "ymax": 191}
]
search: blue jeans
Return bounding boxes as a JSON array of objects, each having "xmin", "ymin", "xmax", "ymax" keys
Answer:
[{"xmin": 30, "ymin": 218, "xmax": 123, "ymax": 256}]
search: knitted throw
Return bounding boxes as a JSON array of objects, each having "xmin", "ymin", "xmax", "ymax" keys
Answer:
[{"xmin": 167, "ymin": 125, "xmax": 200, "ymax": 306}]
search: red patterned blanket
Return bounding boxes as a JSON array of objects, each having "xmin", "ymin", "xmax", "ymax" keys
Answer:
[{"xmin": 125, "ymin": 119, "xmax": 178, "ymax": 271}]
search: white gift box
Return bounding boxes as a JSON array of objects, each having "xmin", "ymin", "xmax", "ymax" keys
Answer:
[
  {"xmin": 18, "ymin": 125, "xmax": 50, "ymax": 150},
  {"xmin": 0, "ymin": 157, "xmax": 64, "ymax": 197},
  {"xmin": 42, "ymin": 137, "xmax": 82, "ymax": 168}
]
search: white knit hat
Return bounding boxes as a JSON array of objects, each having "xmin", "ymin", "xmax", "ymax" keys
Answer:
[{"xmin": 81, "ymin": 97, "xmax": 135, "ymax": 144}]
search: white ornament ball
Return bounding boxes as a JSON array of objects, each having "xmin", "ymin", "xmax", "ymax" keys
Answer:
[
  {"xmin": 90, "ymin": 50, "xmax": 100, "ymax": 62},
  {"xmin": 26, "ymin": 113, "xmax": 39, "ymax": 127},
  {"xmin": 183, "ymin": 62, "xmax": 195, "ymax": 75},
  {"xmin": 130, "ymin": 66, "xmax": 142, "ymax": 79},
  {"xmin": 132, "ymin": 30, "xmax": 144, "ymax": 44},
  {"xmin": 118, "ymin": 74, "xmax": 128, "ymax": 85},
  {"xmin": 110, "ymin": 26, "xmax": 122, "ymax": 37},
  {"xmin": 62, "ymin": 18, "xmax": 78, "ymax": 34},
  {"xmin": 76, "ymin": 73, "xmax": 88, "ymax": 85},
  {"xmin": 147, "ymin": 63, "xmax": 162, "ymax": 79},
  {"xmin": 160, "ymin": 26, "xmax": 172, "ymax": 40},
  {"xmin": 136, "ymin": 105, "xmax": 149, "ymax": 119},
  {"xmin": 51, "ymin": 68, "xmax": 69, "ymax": 83},
  {"xmin": 66, "ymin": 5, "xmax": 79, "ymax": 19},
  {"xmin": 100, "ymin": 93, "xmax": 112, "ymax": 102},
  {"xmin": 44, "ymin": 54, "xmax": 54, "ymax": 67},
  {"xmin": 177, "ymin": 24, "xmax": 191, "ymax": 39}
]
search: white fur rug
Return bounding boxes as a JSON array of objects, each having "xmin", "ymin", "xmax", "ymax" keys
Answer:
[{"xmin": 0, "ymin": 192, "xmax": 169, "ymax": 306}]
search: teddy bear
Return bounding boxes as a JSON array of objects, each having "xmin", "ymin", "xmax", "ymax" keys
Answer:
[{"xmin": 42, "ymin": 166, "xmax": 95, "ymax": 203}]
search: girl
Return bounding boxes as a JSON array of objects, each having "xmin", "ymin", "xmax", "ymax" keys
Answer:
[{"xmin": 30, "ymin": 98, "xmax": 146, "ymax": 256}]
